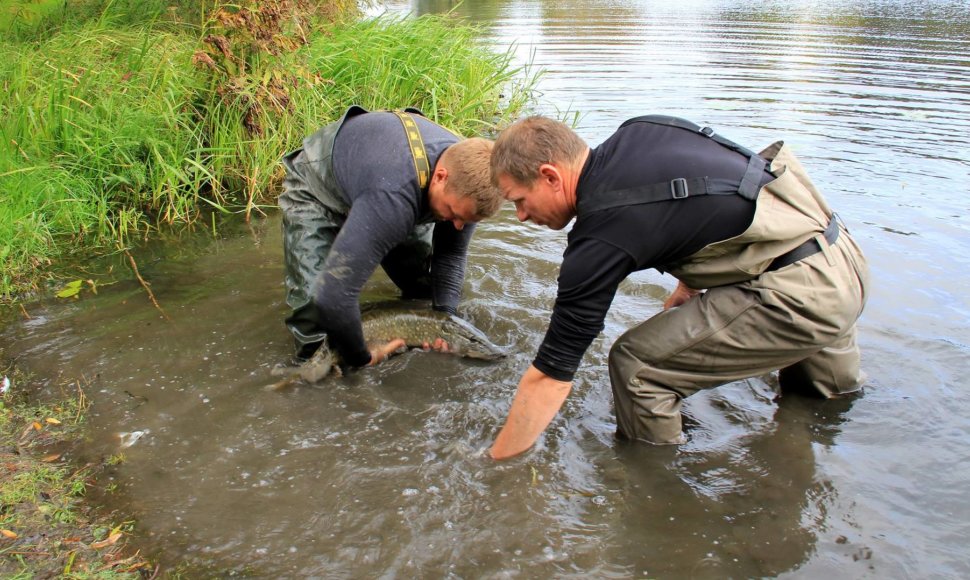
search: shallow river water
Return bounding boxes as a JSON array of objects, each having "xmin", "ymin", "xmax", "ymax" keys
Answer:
[{"xmin": 3, "ymin": 0, "xmax": 970, "ymax": 577}]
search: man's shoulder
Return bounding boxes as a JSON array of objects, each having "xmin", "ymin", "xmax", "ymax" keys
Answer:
[{"xmin": 618, "ymin": 114, "xmax": 701, "ymax": 132}]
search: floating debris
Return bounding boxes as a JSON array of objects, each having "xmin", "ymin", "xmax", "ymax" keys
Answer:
[{"xmin": 118, "ymin": 430, "xmax": 149, "ymax": 448}]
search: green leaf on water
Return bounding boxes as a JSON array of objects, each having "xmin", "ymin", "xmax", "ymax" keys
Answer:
[{"xmin": 56, "ymin": 280, "xmax": 84, "ymax": 299}]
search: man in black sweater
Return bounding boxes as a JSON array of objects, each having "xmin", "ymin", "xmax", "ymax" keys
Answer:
[
  {"xmin": 280, "ymin": 106, "xmax": 502, "ymax": 368},
  {"xmin": 488, "ymin": 115, "xmax": 869, "ymax": 459}
]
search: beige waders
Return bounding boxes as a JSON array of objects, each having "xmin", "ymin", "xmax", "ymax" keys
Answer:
[{"xmin": 608, "ymin": 142, "xmax": 870, "ymax": 444}]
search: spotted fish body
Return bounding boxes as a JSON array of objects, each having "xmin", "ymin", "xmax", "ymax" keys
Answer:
[
  {"xmin": 358, "ymin": 307, "xmax": 506, "ymax": 360},
  {"xmin": 270, "ymin": 304, "xmax": 506, "ymax": 388}
]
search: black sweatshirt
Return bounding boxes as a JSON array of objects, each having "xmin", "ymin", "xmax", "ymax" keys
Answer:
[
  {"xmin": 533, "ymin": 120, "xmax": 774, "ymax": 381},
  {"xmin": 319, "ymin": 112, "xmax": 474, "ymax": 367}
]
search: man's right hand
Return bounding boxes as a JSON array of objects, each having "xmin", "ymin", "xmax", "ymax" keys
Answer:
[
  {"xmin": 369, "ymin": 339, "xmax": 407, "ymax": 365},
  {"xmin": 663, "ymin": 281, "xmax": 701, "ymax": 310},
  {"xmin": 490, "ymin": 365, "xmax": 573, "ymax": 460}
]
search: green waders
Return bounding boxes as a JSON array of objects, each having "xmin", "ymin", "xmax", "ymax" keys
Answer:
[
  {"xmin": 279, "ymin": 106, "xmax": 434, "ymax": 359},
  {"xmin": 608, "ymin": 141, "xmax": 870, "ymax": 444}
]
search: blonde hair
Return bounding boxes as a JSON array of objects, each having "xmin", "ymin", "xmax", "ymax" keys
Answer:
[
  {"xmin": 490, "ymin": 116, "xmax": 588, "ymax": 186},
  {"xmin": 439, "ymin": 137, "xmax": 503, "ymax": 218}
]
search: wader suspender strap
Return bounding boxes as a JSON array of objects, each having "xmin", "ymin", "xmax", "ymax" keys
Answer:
[
  {"xmin": 765, "ymin": 215, "xmax": 840, "ymax": 272},
  {"xmin": 392, "ymin": 111, "xmax": 432, "ymax": 190},
  {"xmin": 577, "ymin": 116, "xmax": 768, "ymax": 215}
]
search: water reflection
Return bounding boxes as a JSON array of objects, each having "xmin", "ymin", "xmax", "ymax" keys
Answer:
[
  {"xmin": 395, "ymin": 0, "xmax": 970, "ymax": 188},
  {"xmin": 606, "ymin": 393, "xmax": 859, "ymax": 578}
]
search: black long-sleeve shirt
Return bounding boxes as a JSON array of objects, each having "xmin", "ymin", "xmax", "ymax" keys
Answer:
[
  {"xmin": 318, "ymin": 112, "xmax": 474, "ymax": 366},
  {"xmin": 534, "ymin": 120, "xmax": 774, "ymax": 381}
]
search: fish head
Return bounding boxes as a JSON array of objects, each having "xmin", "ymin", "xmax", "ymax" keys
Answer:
[{"xmin": 440, "ymin": 315, "xmax": 508, "ymax": 360}]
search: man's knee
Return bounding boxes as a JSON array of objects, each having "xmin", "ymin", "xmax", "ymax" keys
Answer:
[
  {"xmin": 607, "ymin": 338, "xmax": 629, "ymax": 370},
  {"xmin": 779, "ymin": 358, "xmax": 864, "ymax": 398},
  {"xmin": 779, "ymin": 325, "xmax": 863, "ymax": 398},
  {"xmin": 608, "ymin": 337, "xmax": 647, "ymax": 390}
]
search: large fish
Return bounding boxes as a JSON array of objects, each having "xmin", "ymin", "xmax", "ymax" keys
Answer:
[{"xmin": 269, "ymin": 302, "xmax": 506, "ymax": 389}]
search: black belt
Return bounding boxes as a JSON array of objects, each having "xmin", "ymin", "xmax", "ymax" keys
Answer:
[{"xmin": 766, "ymin": 218, "xmax": 840, "ymax": 272}]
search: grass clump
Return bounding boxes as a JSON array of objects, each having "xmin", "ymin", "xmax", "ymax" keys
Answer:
[
  {"xmin": 0, "ymin": 22, "xmax": 211, "ymax": 298},
  {"xmin": 301, "ymin": 14, "xmax": 535, "ymax": 137}
]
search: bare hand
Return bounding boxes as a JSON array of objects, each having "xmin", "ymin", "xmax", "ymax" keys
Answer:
[
  {"xmin": 489, "ymin": 366, "xmax": 573, "ymax": 460},
  {"xmin": 663, "ymin": 281, "xmax": 701, "ymax": 310},
  {"xmin": 369, "ymin": 338, "xmax": 406, "ymax": 365},
  {"xmin": 421, "ymin": 338, "xmax": 450, "ymax": 352}
]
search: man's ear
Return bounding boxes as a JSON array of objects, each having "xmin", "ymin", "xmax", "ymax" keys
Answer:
[
  {"xmin": 432, "ymin": 165, "xmax": 448, "ymax": 185},
  {"xmin": 538, "ymin": 163, "xmax": 562, "ymax": 188}
]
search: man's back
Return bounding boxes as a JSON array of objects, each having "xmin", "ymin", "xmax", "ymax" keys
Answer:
[{"xmin": 332, "ymin": 111, "xmax": 459, "ymax": 212}]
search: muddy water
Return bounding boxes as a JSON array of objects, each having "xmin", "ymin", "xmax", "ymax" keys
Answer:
[{"xmin": 4, "ymin": 0, "xmax": 970, "ymax": 577}]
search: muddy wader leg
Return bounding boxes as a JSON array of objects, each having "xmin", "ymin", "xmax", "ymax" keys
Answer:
[
  {"xmin": 608, "ymin": 285, "xmax": 771, "ymax": 444},
  {"xmin": 380, "ymin": 223, "xmax": 434, "ymax": 300},
  {"xmin": 609, "ymin": 340, "xmax": 694, "ymax": 445},
  {"xmin": 279, "ymin": 157, "xmax": 342, "ymax": 361},
  {"xmin": 608, "ymin": 287, "xmax": 762, "ymax": 445}
]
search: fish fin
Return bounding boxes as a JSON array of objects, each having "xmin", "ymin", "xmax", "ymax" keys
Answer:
[
  {"xmin": 270, "ymin": 362, "xmax": 301, "ymax": 377},
  {"xmin": 265, "ymin": 377, "xmax": 296, "ymax": 391}
]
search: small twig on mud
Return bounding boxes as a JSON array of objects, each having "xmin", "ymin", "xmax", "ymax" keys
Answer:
[
  {"xmin": 68, "ymin": 462, "xmax": 99, "ymax": 481},
  {"xmin": 19, "ymin": 303, "xmax": 32, "ymax": 319},
  {"xmin": 112, "ymin": 549, "xmax": 149, "ymax": 571},
  {"xmin": 123, "ymin": 250, "xmax": 170, "ymax": 321},
  {"xmin": 99, "ymin": 550, "xmax": 149, "ymax": 573},
  {"xmin": 74, "ymin": 380, "xmax": 88, "ymax": 425}
]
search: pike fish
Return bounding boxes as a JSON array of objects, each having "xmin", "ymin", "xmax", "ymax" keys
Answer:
[{"xmin": 269, "ymin": 303, "xmax": 507, "ymax": 389}]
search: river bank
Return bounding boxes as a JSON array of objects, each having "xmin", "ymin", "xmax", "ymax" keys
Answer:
[{"xmin": 1, "ymin": 359, "xmax": 156, "ymax": 577}]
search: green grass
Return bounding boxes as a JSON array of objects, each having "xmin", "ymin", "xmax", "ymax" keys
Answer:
[
  {"xmin": 0, "ymin": 0, "xmax": 203, "ymax": 41},
  {"xmin": 301, "ymin": 14, "xmax": 536, "ymax": 136},
  {"xmin": 0, "ymin": 27, "xmax": 205, "ymax": 295},
  {"xmin": 0, "ymin": 3, "xmax": 537, "ymax": 300}
]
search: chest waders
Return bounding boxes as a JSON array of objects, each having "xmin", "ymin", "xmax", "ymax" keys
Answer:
[
  {"xmin": 577, "ymin": 115, "xmax": 839, "ymax": 288},
  {"xmin": 594, "ymin": 117, "xmax": 870, "ymax": 445},
  {"xmin": 278, "ymin": 106, "xmax": 445, "ymax": 360}
]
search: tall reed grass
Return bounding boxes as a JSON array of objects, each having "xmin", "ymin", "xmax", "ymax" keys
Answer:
[
  {"xmin": 0, "ymin": 28, "xmax": 206, "ymax": 294},
  {"xmin": 301, "ymin": 14, "xmax": 535, "ymax": 137},
  {"xmin": 0, "ymin": 6, "xmax": 537, "ymax": 300}
]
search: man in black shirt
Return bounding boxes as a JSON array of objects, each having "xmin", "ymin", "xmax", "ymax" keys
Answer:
[
  {"xmin": 280, "ymin": 106, "xmax": 503, "ymax": 368},
  {"xmin": 488, "ymin": 115, "xmax": 869, "ymax": 459}
]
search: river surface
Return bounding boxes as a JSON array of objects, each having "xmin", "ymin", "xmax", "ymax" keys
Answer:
[{"xmin": 3, "ymin": 0, "xmax": 969, "ymax": 577}]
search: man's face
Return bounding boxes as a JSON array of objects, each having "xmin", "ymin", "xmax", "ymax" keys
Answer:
[
  {"xmin": 496, "ymin": 171, "xmax": 571, "ymax": 231},
  {"xmin": 430, "ymin": 186, "xmax": 478, "ymax": 231}
]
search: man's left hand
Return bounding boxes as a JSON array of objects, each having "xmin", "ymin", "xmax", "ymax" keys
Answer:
[{"xmin": 369, "ymin": 339, "xmax": 407, "ymax": 365}]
